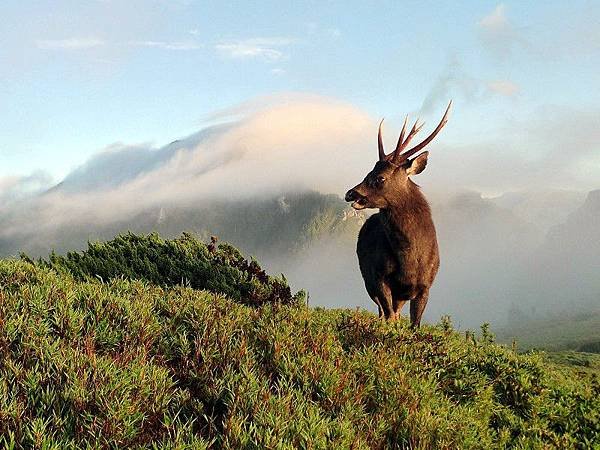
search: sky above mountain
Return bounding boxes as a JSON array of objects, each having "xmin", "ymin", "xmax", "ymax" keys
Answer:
[{"xmin": 1, "ymin": 0, "xmax": 599, "ymax": 192}]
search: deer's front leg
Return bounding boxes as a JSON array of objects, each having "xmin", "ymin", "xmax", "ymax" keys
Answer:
[{"xmin": 410, "ymin": 289, "xmax": 429, "ymax": 327}]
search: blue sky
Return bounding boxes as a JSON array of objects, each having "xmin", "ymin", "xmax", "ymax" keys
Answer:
[{"xmin": 1, "ymin": 0, "xmax": 599, "ymax": 186}]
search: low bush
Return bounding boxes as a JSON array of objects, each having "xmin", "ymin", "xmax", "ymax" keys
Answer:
[{"xmin": 28, "ymin": 232, "xmax": 303, "ymax": 307}]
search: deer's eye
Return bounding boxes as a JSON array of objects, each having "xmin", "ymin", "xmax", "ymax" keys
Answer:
[{"xmin": 374, "ymin": 176, "xmax": 385, "ymax": 187}]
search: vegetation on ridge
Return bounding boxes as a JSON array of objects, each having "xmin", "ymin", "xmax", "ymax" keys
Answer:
[
  {"xmin": 0, "ymin": 256, "xmax": 598, "ymax": 449},
  {"xmin": 27, "ymin": 232, "xmax": 303, "ymax": 307}
]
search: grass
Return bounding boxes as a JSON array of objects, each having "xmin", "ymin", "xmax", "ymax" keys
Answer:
[{"xmin": 1, "ymin": 259, "xmax": 599, "ymax": 448}]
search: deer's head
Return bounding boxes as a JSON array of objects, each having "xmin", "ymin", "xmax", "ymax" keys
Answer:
[{"xmin": 345, "ymin": 102, "xmax": 451, "ymax": 210}]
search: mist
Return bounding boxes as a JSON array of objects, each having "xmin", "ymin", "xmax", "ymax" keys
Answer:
[{"xmin": 1, "ymin": 95, "xmax": 598, "ymax": 329}]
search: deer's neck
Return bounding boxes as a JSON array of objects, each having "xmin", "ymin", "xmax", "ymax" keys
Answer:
[{"xmin": 380, "ymin": 182, "xmax": 433, "ymax": 235}]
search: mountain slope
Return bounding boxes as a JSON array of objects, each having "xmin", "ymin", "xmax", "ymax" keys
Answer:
[
  {"xmin": 0, "ymin": 259, "xmax": 599, "ymax": 448},
  {"xmin": 512, "ymin": 189, "xmax": 600, "ymax": 315},
  {"xmin": 488, "ymin": 189, "xmax": 585, "ymax": 232},
  {"xmin": 0, "ymin": 190, "xmax": 365, "ymax": 260},
  {"xmin": 2, "ymin": 186, "xmax": 597, "ymax": 333}
]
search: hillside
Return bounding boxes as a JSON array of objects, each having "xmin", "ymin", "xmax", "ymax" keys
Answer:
[
  {"xmin": 488, "ymin": 189, "xmax": 585, "ymax": 232},
  {"xmin": 4, "ymin": 182, "xmax": 599, "ymax": 339},
  {"xmin": 1, "ymin": 258, "xmax": 598, "ymax": 448},
  {"xmin": 498, "ymin": 310, "xmax": 600, "ymax": 352},
  {"xmin": 511, "ymin": 189, "xmax": 600, "ymax": 314},
  {"xmin": 0, "ymin": 190, "xmax": 365, "ymax": 260}
]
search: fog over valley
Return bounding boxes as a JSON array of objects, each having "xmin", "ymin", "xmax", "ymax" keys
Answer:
[{"xmin": 1, "ymin": 96, "xmax": 598, "ymax": 328}]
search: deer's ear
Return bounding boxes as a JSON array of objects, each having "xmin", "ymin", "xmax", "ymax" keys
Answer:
[{"xmin": 406, "ymin": 151, "xmax": 429, "ymax": 176}]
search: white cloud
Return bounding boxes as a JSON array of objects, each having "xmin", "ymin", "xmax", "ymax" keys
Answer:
[
  {"xmin": 36, "ymin": 37, "xmax": 105, "ymax": 50},
  {"xmin": 215, "ymin": 37, "xmax": 295, "ymax": 61},
  {"xmin": 2, "ymin": 95, "xmax": 599, "ymax": 259},
  {"xmin": 0, "ymin": 171, "xmax": 53, "ymax": 204},
  {"xmin": 0, "ymin": 96, "xmax": 373, "ymax": 245},
  {"xmin": 36, "ymin": 37, "xmax": 202, "ymax": 53},
  {"xmin": 270, "ymin": 68, "xmax": 286, "ymax": 76},
  {"xmin": 428, "ymin": 105, "xmax": 600, "ymax": 193},
  {"xmin": 479, "ymin": 4, "xmax": 509, "ymax": 31},
  {"xmin": 477, "ymin": 4, "xmax": 526, "ymax": 59},
  {"xmin": 130, "ymin": 40, "xmax": 202, "ymax": 50},
  {"xmin": 487, "ymin": 80, "xmax": 519, "ymax": 97}
]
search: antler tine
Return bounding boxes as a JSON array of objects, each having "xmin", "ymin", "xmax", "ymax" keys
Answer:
[
  {"xmin": 402, "ymin": 119, "xmax": 424, "ymax": 151},
  {"xmin": 395, "ymin": 100, "xmax": 452, "ymax": 164},
  {"xmin": 390, "ymin": 118, "xmax": 424, "ymax": 163},
  {"xmin": 378, "ymin": 118, "xmax": 386, "ymax": 161},
  {"xmin": 394, "ymin": 115, "xmax": 409, "ymax": 153}
]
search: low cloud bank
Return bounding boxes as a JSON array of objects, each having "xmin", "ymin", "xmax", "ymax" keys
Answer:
[{"xmin": 1, "ymin": 94, "xmax": 598, "ymax": 328}]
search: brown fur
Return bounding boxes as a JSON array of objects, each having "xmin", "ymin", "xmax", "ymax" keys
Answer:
[{"xmin": 345, "ymin": 154, "xmax": 439, "ymax": 327}]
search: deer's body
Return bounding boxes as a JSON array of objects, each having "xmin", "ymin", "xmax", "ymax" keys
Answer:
[
  {"xmin": 345, "ymin": 103, "xmax": 450, "ymax": 326},
  {"xmin": 357, "ymin": 184, "xmax": 439, "ymax": 324}
]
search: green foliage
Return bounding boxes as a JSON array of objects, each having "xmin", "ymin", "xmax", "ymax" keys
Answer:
[
  {"xmin": 33, "ymin": 232, "xmax": 303, "ymax": 307},
  {"xmin": 0, "ymin": 260, "xmax": 598, "ymax": 448}
]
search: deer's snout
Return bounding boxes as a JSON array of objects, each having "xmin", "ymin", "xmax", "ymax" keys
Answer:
[
  {"xmin": 345, "ymin": 188, "xmax": 369, "ymax": 210},
  {"xmin": 345, "ymin": 189, "xmax": 358, "ymax": 202}
]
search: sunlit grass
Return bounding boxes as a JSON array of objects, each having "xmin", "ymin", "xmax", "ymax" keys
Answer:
[{"xmin": 0, "ymin": 258, "xmax": 598, "ymax": 448}]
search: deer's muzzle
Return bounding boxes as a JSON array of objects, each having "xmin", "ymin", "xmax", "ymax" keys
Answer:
[
  {"xmin": 345, "ymin": 189, "xmax": 358, "ymax": 202},
  {"xmin": 345, "ymin": 189, "xmax": 368, "ymax": 210}
]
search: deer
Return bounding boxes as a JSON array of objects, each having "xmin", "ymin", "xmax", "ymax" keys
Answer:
[{"xmin": 344, "ymin": 102, "xmax": 451, "ymax": 327}]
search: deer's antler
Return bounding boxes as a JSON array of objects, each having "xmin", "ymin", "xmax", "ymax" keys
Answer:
[
  {"xmin": 392, "ymin": 117, "xmax": 425, "ymax": 163},
  {"xmin": 378, "ymin": 119, "xmax": 386, "ymax": 161},
  {"xmin": 392, "ymin": 101, "xmax": 452, "ymax": 164}
]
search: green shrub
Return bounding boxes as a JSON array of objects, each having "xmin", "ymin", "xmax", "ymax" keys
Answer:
[
  {"xmin": 30, "ymin": 232, "xmax": 304, "ymax": 307},
  {"xmin": 0, "ymin": 260, "xmax": 598, "ymax": 448}
]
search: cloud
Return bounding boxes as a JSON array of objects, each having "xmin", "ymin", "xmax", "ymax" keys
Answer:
[
  {"xmin": 476, "ymin": 3, "xmax": 600, "ymax": 62},
  {"xmin": 36, "ymin": 37, "xmax": 105, "ymax": 50},
  {"xmin": 1, "ymin": 95, "xmax": 599, "ymax": 264},
  {"xmin": 4, "ymin": 95, "xmax": 599, "ymax": 234},
  {"xmin": 36, "ymin": 36, "xmax": 202, "ymax": 53},
  {"xmin": 215, "ymin": 37, "xmax": 295, "ymax": 61},
  {"xmin": 0, "ymin": 95, "xmax": 373, "ymax": 252},
  {"xmin": 428, "ymin": 105, "xmax": 600, "ymax": 194},
  {"xmin": 201, "ymin": 92, "xmax": 330, "ymax": 123},
  {"xmin": 479, "ymin": 4, "xmax": 509, "ymax": 31},
  {"xmin": 420, "ymin": 58, "xmax": 480, "ymax": 113},
  {"xmin": 477, "ymin": 4, "xmax": 526, "ymax": 59},
  {"xmin": 420, "ymin": 58, "xmax": 519, "ymax": 113},
  {"xmin": 0, "ymin": 171, "xmax": 53, "ymax": 204},
  {"xmin": 129, "ymin": 40, "xmax": 202, "ymax": 51},
  {"xmin": 487, "ymin": 80, "xmax": 519, "ymax": 97},
  {"xmin": 1, "ymin": 95, "xmax": 598, "ymax": 329}
]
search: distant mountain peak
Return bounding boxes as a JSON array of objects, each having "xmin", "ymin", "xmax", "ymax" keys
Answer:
[{"xmin": 584, "ymin": 189, "xmax": 600, "ymax": 208}]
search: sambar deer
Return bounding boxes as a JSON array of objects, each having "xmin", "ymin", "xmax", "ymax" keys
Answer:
[{"xmin": 345, "ymin": 102, "xmax": 451, "ymax": 327}]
